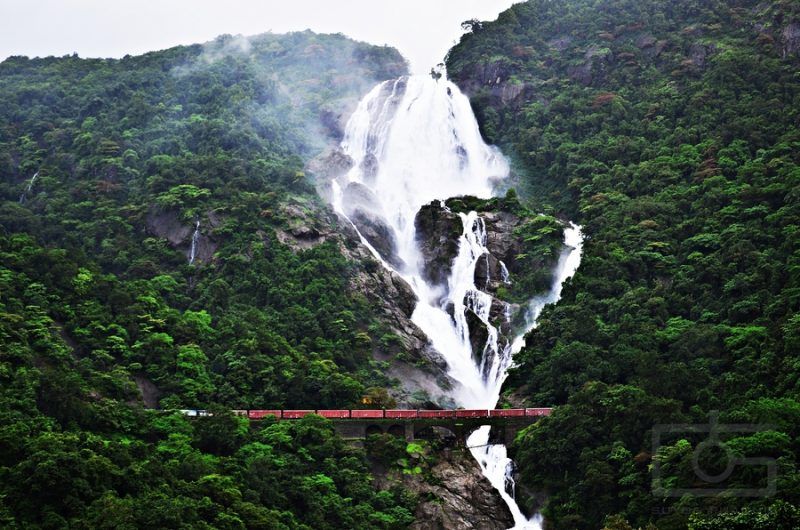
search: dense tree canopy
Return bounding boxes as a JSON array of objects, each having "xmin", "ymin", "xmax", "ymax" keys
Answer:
[
  {"xmin": 0, "ymin": 31, "xmax": 416, "ymax": 527},
  {"xmin": 447, "ymin": 0, "xmax": 800, "ymax": 528}
]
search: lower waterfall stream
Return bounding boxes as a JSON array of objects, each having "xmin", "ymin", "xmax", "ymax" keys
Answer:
[{"xmin": 331, "ymin": 74, "xmax": 583, "ymax": 528}]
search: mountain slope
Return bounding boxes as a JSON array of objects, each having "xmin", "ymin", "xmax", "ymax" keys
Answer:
[
  {"xmin": 0, "ymin": 31, "xmax": 422, "ymax": 528},
  {"xmin": 448, "ymin": 1, "xmax": 800, "ymax": 528}
]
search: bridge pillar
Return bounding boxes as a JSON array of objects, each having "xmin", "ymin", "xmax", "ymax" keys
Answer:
[
  {"xmin": 405, "ymin": 422, "xmax": 415, "ymax": 442},
  {"xmin": 454, "ymin": 425, "xmax": 466, "ymax": 447},
  {"xmin": 333, "ymin": 422, "xmax": 367, "ymax": 440},
  {"xmin": 504, "ymin": 425, "xmax": 516, "ymax": 446}
]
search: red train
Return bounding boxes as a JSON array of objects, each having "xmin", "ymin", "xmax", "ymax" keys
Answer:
[{"xmin": 221, "ymin": 408, "xmax": 553, "ymax": 420}]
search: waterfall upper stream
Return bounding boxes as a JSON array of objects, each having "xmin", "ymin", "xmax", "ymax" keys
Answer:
[{"xmin": 332, "ymin": 74, "xmax": 582, "ymax": 529}]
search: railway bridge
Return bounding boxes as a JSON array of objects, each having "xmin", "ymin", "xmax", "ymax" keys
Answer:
[
  {"xmin": 329, "ymin": 412, "xmax": 545, "ymax": 446},
  {"xmin": 193, "ymin": 408, "xmax": 555, "ymax": 446}
]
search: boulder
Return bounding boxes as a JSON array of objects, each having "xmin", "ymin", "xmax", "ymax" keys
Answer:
[
  {"xmin": 342, "ymin": 182, "xmax": 403, "ymax": 269},
  {"xmin": 401, "ymin": 450, "xmax": 515, "ymax": 530},
  {"xmin": 342, "ymin": 181, "xmax": 381, "ymax": 214},
  {"xmin": 305, "ymin": 148, "xmax": 354, "ymax": 201},
  {"xmin": 688, "ymin": 42, "xmax": 716, "ymax": 68},
  {"xmin": 414, "ymin": 201, "xmax": 463, "ymax": 286},
  {"xmin": 481, "ymin": 211, "xmax": 523, "ymax": 273},
  {"xmin": 465, "ymin": 307, "xmax": 489, "ymax": 364},
  {"xmin": 349, "ymin": 209, "xmax": 403, "ymax": 269},
  {"xmin": 473, "ymin": 252, "xmax": 506, "ymax": 293}
]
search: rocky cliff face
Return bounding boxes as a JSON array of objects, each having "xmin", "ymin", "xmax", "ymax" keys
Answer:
[
  {"xmin": 341, "ymin": 182, "xmax": 404, "ymax": 269},
  {"xmin": 145, "ymin": 208, "xmax": 220, "ymax": 264},
  {"xmin": 376, "ymin": 449, "xmax": 514, "ymax": 530},
  {"xmin": 413, "ymin": 196, "xmax": 564, "ymax": 364},
  {"xmin": 335, "ymin": 217, "xmax": 457, "ymax": 407},
  {"xmin": 414, "ymin": 201, "xmax": 463, "ymax": 286}
]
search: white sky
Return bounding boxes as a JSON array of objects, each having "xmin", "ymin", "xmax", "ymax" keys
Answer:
[{"xmin": 0, "ymin": 0, "xmax": 521, "ymax": 73}]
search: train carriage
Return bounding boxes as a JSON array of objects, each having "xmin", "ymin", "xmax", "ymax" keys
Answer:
[
  {"xmin": 525, "ymin": 408, "xmax": 553, "ymax": 417},
  {"xmin": 316, "ymin": 409, "xmax": 351, "ymax": 419},
  {"xmin": 281, "ymin": 409, "xmax": 315, "ymax": 419},
  {"xmin": 385, "ymin": 409, "xmax": 418, "ymax": 419},
  {"xmin": 490, "ymin": 408, "xmax": 526, "ymax": 417},
  {"xmin": 418, "ymin": 410, "xmax": 456, "ymax": 418},
  {"xmin": 455, "ymin": 409, "xmax": 488, "ymax": 418},
  {"xmin": 248, "ymin": 409, "xmax": 282, "ymax": 420},
  {"xmin": 350, "ymin": 409, "xmax": 384, "ymax": 419}
]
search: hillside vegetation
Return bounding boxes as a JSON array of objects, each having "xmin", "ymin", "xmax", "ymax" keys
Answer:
[
  {"xmin": 447, "ymin": 0, "xmax": 800, "ymax": 528},
  {"xmin": 0, "ymin": 32, "xmax": 419, "ymax": 527}
]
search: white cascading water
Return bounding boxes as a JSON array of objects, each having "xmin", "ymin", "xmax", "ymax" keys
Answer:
[
  {"xmin": 18, "ymin": 171, "xmax": 39, "ymax": 204},
  {"xmin": 468, "ymin": 224, "xmax": 582, "ymax": 529},
  {"xmin": 333, "ymin": 74, "xmax": 583, "ymax": 529},
  {"xmin": 189, "ymin": 220, "xmax": 200, "ymax": 264}
]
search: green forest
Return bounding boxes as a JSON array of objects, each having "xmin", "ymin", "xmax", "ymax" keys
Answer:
[
  {"xmin": 4, "ymin": 0, "xmax": 800, "ymax": 528},
  {"xmin": 447, "ymin": 0, "xmax": 800, "ymax": 528},
  {"xmin": 0, "ymin": 32, "xmax": 417, "ymax": 527}
]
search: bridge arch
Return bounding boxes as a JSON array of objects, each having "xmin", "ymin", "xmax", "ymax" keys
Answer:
[
  {"xmin": 386, "ymin": 424, "xmax": 406, "ymax": 438},
  {"xmin": 414, "ymin": 425, "xmax": 459, "ymax": 446},
  {"xmin": 365, "ymin": 424, "xmax": 384, "ymax": 436}
]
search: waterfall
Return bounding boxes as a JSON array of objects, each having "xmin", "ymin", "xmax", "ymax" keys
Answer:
[
  {"xmin": 18, "ymin": 171, "xmax": 39, "ymax": 204},
  {"xmin": 189, "ymin": 220, "xmax": 200, "ymax": 264},
  {"xmin": 469, "ymin": 224, "xmax": 583, "ymax": 529},
  {"xmin": 333, "ymin": 74, "xmax": 583, "ymax": 529}
]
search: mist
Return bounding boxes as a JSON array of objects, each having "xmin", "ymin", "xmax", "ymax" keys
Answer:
[{"xmin": 0, "ymin": 0, "xmax": 522, "ymax": 73}]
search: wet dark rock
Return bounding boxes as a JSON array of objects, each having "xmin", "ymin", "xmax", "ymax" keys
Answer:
[
  {"xmin": 309, "ymin": 148, "xmax": 354, "ymax": 180},
  {"xmin": 145, "ymin": 209, "xmax": 219, "ymax": 264},
  {"xmin": 489, "ymin": 298, "xmax": 511, "ymax": 330},
  {"xmin": 360, "ymin": 153, "xmax": 379, "ymax": 183},
  {"xmin": 290, "ymin": 225, "xmax": 320, "ymax": 239},
  {"xmin": 471, "ymin": 60, "xmax": 513, "ymax": 86},
  {"xmin": 496, "ymin": 81, "xmax": 527, "ymax": 104},
  {"xmin": 276, "ymin": 205, "xmax": 336, "ymax": 250},
  {"xmin": 342, "ymin": 181, "xmax": 379, "ymax": 212},
  {"xmin": 146, "ymin": 210, "xmax": 193, "ymax": 246},
  {"xmin": 481, "ymin": 211, "xmax": 523, "ymax": 273},
  {"xmin": 688, "ymin": 42, "xmax": 716, "ymax": 68},
  {"xmin": 395, "ymin": 449, "xmax": 515, "ymax": 530},
  {"xmin": 319, "ymin": 108, "xmax": 345, "ymax": 141},
  {"xmin": 391, "ymin": 271, "xmax": 418, "ymax": 317},
  {"xmin": 189, "ymin": 231, "xmax": 218, "ymax": 264},
  {"xmin": 349, "ymin": 210, "xmax": 403, "ymax": 269},
  {"xmin": 782, "ymin": 22, "xmax": 800, "ymax": 57},
  {"xmin": 465, "ymin": 307, "xmax": 489, "ymax": 363},
  {"xmin": 336, "ymin": 220, "xmax": 455, "ymax": 407},
  {"xmin": 474, "ymin": 252, "xmax": 505, "ymax": 294},
  {"xmin": 133, "ymin": 375, "xmax": 160, "ymax": 408},
  {"xmin": 305, "ymin": 148, "xmax": 354, "ymax": 201},
  {"xmin": 342, "ymin": 182, "xmax": 403, "ymax": 268},
  {"xmin": 415, "ymin": 201, "xmax": 463, "ymax": 286}
]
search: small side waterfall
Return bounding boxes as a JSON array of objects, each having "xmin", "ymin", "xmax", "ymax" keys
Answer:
[
  {"xmin": 332, "ymin": 74, "xmax": 583, "ymax": 528},
  {"xmin": 189, "ymin": 220, "xmax": 200, "ymax": 264},
  {"xmin": 18, "ymin": 171, "xmax": 39, "ymax": 204}
]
